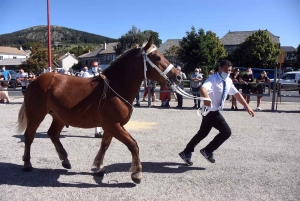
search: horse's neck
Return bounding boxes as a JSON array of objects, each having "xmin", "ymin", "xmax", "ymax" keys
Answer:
[{"xmin": 106, "ymin": 60, "xmax": 144, "ymax": 103}]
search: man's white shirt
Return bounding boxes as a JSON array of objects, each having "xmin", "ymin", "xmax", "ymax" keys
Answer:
[
  {"xmin": 202, "ymin": 73, "xmax": 238, "ymax": 111},
  {"xmin": 82, "ymin": 69, "xmax": 99, "ymax": 78}
]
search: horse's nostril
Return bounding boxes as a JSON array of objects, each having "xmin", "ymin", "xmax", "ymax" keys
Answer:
[{"xmin": 176, "ymin": 75, "xmax": 182, "ymax": 81}]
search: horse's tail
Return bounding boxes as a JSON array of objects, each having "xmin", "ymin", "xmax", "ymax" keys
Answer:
[{"xmin": 17, "ymin": 102, "xmax": 27, "ymax": 134}]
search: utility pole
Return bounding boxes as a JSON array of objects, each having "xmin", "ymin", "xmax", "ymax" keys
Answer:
[{"xmin": 47, "ymin": 0, "xmax": 52, "ymax": 71}]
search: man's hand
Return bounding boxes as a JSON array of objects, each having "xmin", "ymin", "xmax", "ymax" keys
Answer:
[
  {"xmin": 203, "ymin": 100, "xmax": 211, "ymax": 107},
  {"xmin": 246, "ymin": 106, "xmax": 255, "ymax": 117}
]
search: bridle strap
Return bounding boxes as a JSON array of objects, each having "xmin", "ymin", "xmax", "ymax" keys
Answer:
[{"xmin": 142, "ymin": 47, "xmax": 174, "ymax": 80}]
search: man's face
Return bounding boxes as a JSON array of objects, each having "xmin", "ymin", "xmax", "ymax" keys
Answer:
[
  {"xmin": 20, "ymin": 70, "xmax": 24, "ymax": 74},
  {"xmin": 91, "ymin": 62, "xmax": 98, "ymax": 67},
  {"xmin": 220, "ymin": 65, "xmax": 232, "ymax": 74}
]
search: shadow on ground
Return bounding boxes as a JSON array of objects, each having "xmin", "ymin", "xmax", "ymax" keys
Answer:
[{"xmin": 0, "ymin": 162, "xmax": 204, "ymax": 188}]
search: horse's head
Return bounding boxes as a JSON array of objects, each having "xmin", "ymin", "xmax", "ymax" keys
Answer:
[{"xmin": 141, "ymin": 36, "xmax": 181, "ymax": 87}]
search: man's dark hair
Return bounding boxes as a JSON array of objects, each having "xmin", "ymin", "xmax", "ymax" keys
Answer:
[
  {"xmin": 220, "ymin": 60, "xmax": 233, "ymax": 67},
  {"xmin": 90, "ymin": 60, "xmax": 98, "ymax": 65}
]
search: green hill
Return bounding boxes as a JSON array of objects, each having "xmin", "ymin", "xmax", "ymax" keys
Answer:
[{"xmin": 0, "ymin": 25, "xmax": 117, "ymax": 46}]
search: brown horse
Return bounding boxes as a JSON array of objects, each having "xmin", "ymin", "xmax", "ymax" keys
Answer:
[{"xmin": 17, "ymin": 36, "xmax": 181, "ymax": 184}]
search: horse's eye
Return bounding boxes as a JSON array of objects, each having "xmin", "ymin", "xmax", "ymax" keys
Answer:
[{"xmin": 156, "ymin": 56, "xmax": 161, "ymax": 61}]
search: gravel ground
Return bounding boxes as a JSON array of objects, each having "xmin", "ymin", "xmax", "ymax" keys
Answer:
[{"xmin": 0, "ymin": 97, "xmax": 299, "ymax": 201}]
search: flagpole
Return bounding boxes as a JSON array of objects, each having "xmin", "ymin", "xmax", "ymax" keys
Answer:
[{"xmin": 47, "ymin": 0, "xmax": 52, "ymax": 70}]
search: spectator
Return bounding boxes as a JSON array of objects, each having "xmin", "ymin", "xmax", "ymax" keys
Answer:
[
  {"xmin": 142, "ymin": 79, "xmax": 156, "ymax": 106},
  {"xmin": 53, "ymin": 69, "xmax": 58, "ymax": 73},
  {"xmin": 230, "ymin": 68, "xmax": 241, "ymax": 110},
  {"xmin": 81, "ymin": 67, "xmax": 90, "ymax": 78},
  {"xmin": 240, "ymin": 67, "xmax": 254, "ymax": 107},
  {"xmin": 0, "ymin": 66, "xmax": 11, "ymax": 103},
  {"xmin": 16, "ymin": 69, "xmax": 29, "ymax": 96},
  {"xmin": 160, "ymin": 82, "xmax": 170, "ymax": 108},
  {"xmin": 190, "ymin": 68, "xmax": 203, "ymax": 108},
  {"xmin": 0, "ymin": 72, "xmax": 9, "ymax": 103},
  {"xmin": 63, "ymin": 69, "xmax": 71, "ymax": 75},
  {"xmin": 175, "ymin": 66, "xmax": 187, "ymax": 109},
  {"xmin": 134, "ymin": 80, "xmax": 144, "ymax": 107},
  {"xmin": 81, "ymin": 60, "xmax": 104, "ymax": 138},
  {"xmin": 209, "ymin": 69, "xmax": 215, "ymax": 77},
  {"xmin": 28, "ymin": 70, "xmax": 36, "ymax": 83},
  {"xmin": 254, "ymin": 71, "xmax": 270, "ymax": 111}
]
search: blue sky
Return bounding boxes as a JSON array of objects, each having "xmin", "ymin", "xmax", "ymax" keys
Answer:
[{"xmin": 1, "ymin": 0, "xmax": 299, "ymax": 47}]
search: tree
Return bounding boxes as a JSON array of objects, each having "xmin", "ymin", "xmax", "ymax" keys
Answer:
[
  {"xmin": 21, "ymin": 43, "xmax": 58, "ymax": 73},
  {"xmin": 294, "ymin": 44, "xmax": 300, "ymax": 70},
  {"xmin": 230, "ymin": 30, "xmax": 281, "ymax": 68},
  {"xmin": 177, "ymin": 27, "xmax": 227, "ymax": 73},
  {"xmin": 143, "ymin": 30, "xmax": 162, "ymax": 47},
  {"xmin": 114, "ymin": 26, "xmax": 162, "ymax": 55}
]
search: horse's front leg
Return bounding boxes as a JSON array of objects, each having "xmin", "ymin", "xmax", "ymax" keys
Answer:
[
  {"xmin": 93, "ymin": 132, "xmax": 112, "ymax": 175},
  {"xmin": 113, "ymin": 125, "xmax": 142, "ymax": 184}
]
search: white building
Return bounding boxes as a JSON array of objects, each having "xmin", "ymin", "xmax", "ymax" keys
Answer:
[
  {"xmin": 0, "ymin": 46, "xmax": 29, "ymax": 69},
  {"xmin": 58, "ymin": 52, "xmax": 78, "ymax": 70}
]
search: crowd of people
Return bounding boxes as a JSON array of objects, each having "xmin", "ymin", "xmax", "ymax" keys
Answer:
[{"xmin": 1, "ymin": 64, "xmax": 270, "ymax": 111}]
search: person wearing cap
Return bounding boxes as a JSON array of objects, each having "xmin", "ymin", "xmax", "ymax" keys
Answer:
[
  {"xmin": 175, "ymin": 66, "xmax": 187, "ymax": 109},
  {"xmin": 190, "ymin": 68, "xmax": 203, "ymax": 108},
  {"xmin": 179, "ymin": 60, "xmax": 254, "ymax": 166}
]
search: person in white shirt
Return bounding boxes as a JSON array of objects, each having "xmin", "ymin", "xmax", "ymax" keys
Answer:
[
  {"xmin": 82, "ymin": 60, "xmax": 104, "ymax": 138},
  {"xmin": 63, "ymin": 69, "xmax": 71, "ymax": 75},
  {"xmin": 16, "ymin": 69, "xmax": 28, "ymax": 96},
  {"xmin": 179, "ymin": 60, "xmax": 254, "ymax": 166}
]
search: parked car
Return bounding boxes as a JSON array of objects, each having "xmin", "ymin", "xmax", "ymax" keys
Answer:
[{"xmin": 270, "ymin": 71, "xmax": 300, "ymax": 90}]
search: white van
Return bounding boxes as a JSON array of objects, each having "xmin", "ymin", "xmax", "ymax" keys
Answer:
[{"xmin": 270, "ymin": 71, "xmax": 300, "ymax": 89}]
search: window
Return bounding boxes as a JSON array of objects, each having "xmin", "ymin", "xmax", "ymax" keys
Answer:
[
  {"xmin": 13, "ymin": 56, "xmax": 17, "ymax": 59},
  {"xmin": 111, "ymin": 55, "xmax": 115, "ymax": 60},
  {"xmin": 106, "ymin": 55, "xmax": 109, "ymax": 61},
  {"xmin": 285, "ymin": 74, "xmax": 295, "ymax": 80},
  {"xmin": 0, "ymin": 56, "xmax": 3, "ymax": 60}
]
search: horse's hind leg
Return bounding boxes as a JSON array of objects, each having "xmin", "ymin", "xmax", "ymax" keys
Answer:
[
  {"xmin": 23, "ymin": 116, "xmax": 46, "ymax": 172},
  {"xmin": 47, "ymin": 116, "xmax": 71, "ymax": 169},
  {"xmin": 93, "ymin": 132, "xmax": 112, "ymax": 175}
]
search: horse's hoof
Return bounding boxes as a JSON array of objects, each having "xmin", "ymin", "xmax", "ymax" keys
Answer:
[
  {"xmin": 62, "ymin": 163, "xmax": 72, "ymax": 169},
  {"xmin": 131, "ymin": 172, "xmax": 142, "ymax": 184},
  {"xmin": 131, "ymin": 177, "xmax": 141, "ymax": 184},
  {"xmin": 23, "ymin": 165, "xmax": 32, "ymax": 172},
  {"xmin": 95, "ymin": 167, "xmax": 106, "ymax": 177},
  {"xmin": 95, "ymin": 171, "xmax": 105, "ymax": 177}
]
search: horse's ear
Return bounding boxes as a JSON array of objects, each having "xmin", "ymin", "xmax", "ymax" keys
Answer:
[{"xmin": 143, "ymin": 36, "xmax": 153, "ymax": 52}]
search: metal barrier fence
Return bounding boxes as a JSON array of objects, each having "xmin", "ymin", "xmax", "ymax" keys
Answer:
[{"xmin": 1, "ymin": 79, "xmax": 298, "ymax": 111}]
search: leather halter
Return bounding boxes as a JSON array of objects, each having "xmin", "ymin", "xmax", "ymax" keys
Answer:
[{"xmin": 141, "ymin": 46, "xmax": 174, "ymax": 81}]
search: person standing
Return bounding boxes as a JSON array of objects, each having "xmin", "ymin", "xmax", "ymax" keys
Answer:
[
  {"xmin": 0, "ymin": 66, "xmax": 11, "ymax": 103},
  {"xmin": 175, "ymin": 66, "xmax": 187, "ymax": 109},
  {"xmin": 190, "ymin": 68, "xmax": 203, "ymax": 108},
  {"xmin": 230, "ymin": 68, "xmax": 241, "ymax": 110},
  {"xmin": 81, "ymin": 60, "xmax": 104, "ymax": 138},
  {"xmin": 16, "ymin": 69, "xmax": 28, "ymax": 96},
  {"xmin": 179, "ymin": 60, "xmax": 254, "ymax": 166},
  {"xmin": 240, "ymin": 67, "xmax": 254, "ymax": 106},
  {"xmin": 255, "ymin": 71, "xmax": 270, "ymax": 111}
]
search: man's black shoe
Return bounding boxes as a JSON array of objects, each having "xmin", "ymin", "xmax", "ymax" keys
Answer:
[
  {"xmin": 134, "ymin": 103, "xmax": 140, "ymax": 107},
  {"xmin": 200, "ymin": 149, "xmax": 215, "ymax": 163},
  {"xmin": 179, "ymin": 151, "xmax": 193, "ymax": 166}
]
